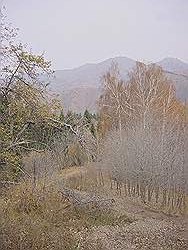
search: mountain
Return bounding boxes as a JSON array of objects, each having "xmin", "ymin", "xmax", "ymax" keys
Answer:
[
  {"xmin": 157, "ymin": 58, "xmax": 188, "ymax": 101},
  {"xmin": 49, "ymin": 57, "xmax": 188, "ymax": 112},
  {"xmin": 157, "ymin": 57, "xmax": 188, "ymax": 75},
  {"xmin": 53, "ymin": 56, "xmax": 135, "ymax": 89}
]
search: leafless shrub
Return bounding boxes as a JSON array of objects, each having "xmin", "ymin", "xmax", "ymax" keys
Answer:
[{"xmin": 101, "ymin": 121, "xmax": 188, "ymax": 214}]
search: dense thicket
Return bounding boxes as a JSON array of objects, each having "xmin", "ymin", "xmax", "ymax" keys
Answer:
[{"xmin": 99, "ymin": 62, "xmax": 188, "ymax": 213}]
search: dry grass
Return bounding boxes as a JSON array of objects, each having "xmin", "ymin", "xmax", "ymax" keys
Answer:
[
  {"xmin": 0, "ymin": 168, "xmax": 133, "ymax": 250},
  {"xmin": 1, "ymin": 165, "xmax": 187, "ymax": 250},
  {"xmin": 0, "ymin": 179, "xmax": 77, "ymax": 250}
]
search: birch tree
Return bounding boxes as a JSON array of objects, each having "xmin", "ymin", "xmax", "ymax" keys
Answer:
[{"xmin": 99, "ymin": 62, "xmax": 188, "ymax": 213}]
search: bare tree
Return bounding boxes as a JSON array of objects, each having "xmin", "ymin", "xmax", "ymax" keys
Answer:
[{"xmin": 99, "ymin": 62, "xmax": 188, "ymax": 213}]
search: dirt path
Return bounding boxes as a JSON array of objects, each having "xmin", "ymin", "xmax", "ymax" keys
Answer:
[{"xmin": 61, "ymin": 166, "xmax": 188, "ymax": 249}]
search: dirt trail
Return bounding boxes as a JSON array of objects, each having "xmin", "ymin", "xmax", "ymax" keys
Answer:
[{"xmin": 61, "ymin": 166, "xmax": 188, "ymax": 249}]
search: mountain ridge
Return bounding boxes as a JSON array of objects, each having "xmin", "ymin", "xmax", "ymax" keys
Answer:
[{"xmin": 50, "ymin": 57, "xmax": 188, "ymax": 112}]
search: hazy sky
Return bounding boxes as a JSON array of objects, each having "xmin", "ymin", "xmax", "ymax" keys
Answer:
[{"xmin": 2, "ymin": 0, "xmax": 188, "ymax": 69}]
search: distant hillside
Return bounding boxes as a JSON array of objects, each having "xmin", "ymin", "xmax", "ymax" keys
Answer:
[
  {"xmin": 157, "ymin": 57, "xmax": 188, "ymax": 101},
  {"xmin": 49, "ymin": 57, "xmax": 188, "ymax": 112},
  {"xmin": 157, "ymin": 57, "xmax": 188, "ymax": 75}
]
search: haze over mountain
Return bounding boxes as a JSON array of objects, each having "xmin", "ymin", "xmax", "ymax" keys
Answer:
[
  {"xmin": 157, "ymin": 58, "xmax": 188, "ymax": 102},
  {"xmin": 50, "ymin": 57, "xmax": 188, "ymax": 112},
  {"xmin": 157, "ymin": 57, "xmax": 188, "ymax": 75}
]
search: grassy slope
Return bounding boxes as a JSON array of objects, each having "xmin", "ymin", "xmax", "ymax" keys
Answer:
[{"xmin": 0, "ymin": 166, "xmax": 188, "ymax": 250}]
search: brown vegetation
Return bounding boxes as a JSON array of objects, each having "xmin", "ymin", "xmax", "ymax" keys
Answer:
[{"xmin": 1, "ymin": 12, "xmax": 188, "ymax": 250}]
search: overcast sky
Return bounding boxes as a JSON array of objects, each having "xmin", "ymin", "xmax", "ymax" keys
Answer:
[{"xmin": 2, "ymin": 0, "xmax": 188, "ymax": 69}]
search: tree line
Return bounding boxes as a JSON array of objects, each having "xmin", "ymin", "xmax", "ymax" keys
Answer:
[{"xmin": 99, "ymin": 63, "xmax": 188, "ymax": 213}]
